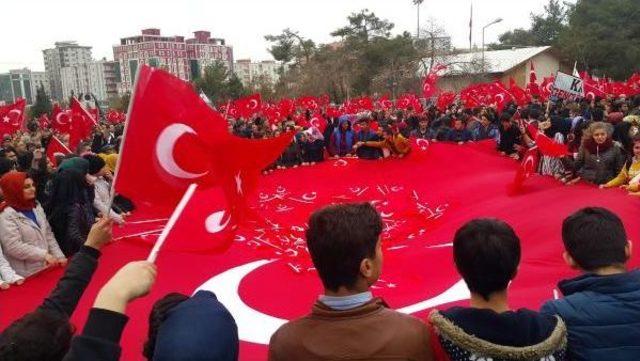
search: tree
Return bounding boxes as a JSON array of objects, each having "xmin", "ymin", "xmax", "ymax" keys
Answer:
[
  {"xmin": 331, "ymin": 9, "xmax": 394, "ymax": 43},
  {"xmin": 109, "ymin": 92, "xmax": 130, "ymax": 112},
  {"xmin": 29, "ymin": 83, "xmax": 52, "ymax": 119},
  {"xmin": 488, "ymin": 0, "xmax": 568, "ymax": 50},
  {"xmin": 265, "ymin": 28, "xmax": 316, "ymax": 66},
  {"xmin": 194, "ymin": 61, "xmax": 230, "ymax": 103},
  {"xmin": 559, "ymin": 0, "xmax": 640, "ymax": 79},
  {"xmin": 225, "ymin": 73, "xmax": 247, "ymax": 100}
]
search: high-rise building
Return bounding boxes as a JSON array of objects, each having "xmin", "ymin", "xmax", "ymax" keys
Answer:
[
  {"xmin": 0, "ymin": 68, "xmax": 49, "ymax": 104},
  {"xmin": 234, "ymin": 59, "xmax": 283, "ymax": 86},
  {"xmin": 113, "ymin": 28, "xmax": 233, "ymax": 93},
  {"xmin": 60, "ymin": 59, "xmax": 119, "ymax": 102},
  {"xmin": 43, "ymin": 41, "xmax": 93, "ymax": 100}
]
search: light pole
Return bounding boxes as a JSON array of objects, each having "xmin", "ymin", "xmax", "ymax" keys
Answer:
[
  {"xmin": 413, "ymin": 0, "xmax": 425, "ymax": 39},
  {"xmin": 482, "ymin": 17, "xmax": 503, "ymax": 72}
]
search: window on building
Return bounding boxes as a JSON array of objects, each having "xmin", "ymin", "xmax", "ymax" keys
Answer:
[
  {"xmin": 149, "ymin": 58, "xmax": 160, "ymax": 68},
  {"xmin": 129, "ymin": 60, "xmax": 138, "ymax": 82}
]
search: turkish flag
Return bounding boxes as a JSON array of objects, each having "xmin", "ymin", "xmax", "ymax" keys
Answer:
[
  {"xmin": 106, "ymin": 109, "xmax": 125, "ymax": 124},
  {"xmin": 51, "ymin": 104, "xmax": 72, "ymax": 133},
  {"xmin": 114, "ymin": 66, "xmax": 292, "ymax": 217},
  {"xmin": 37, "ymin": 114, "xmax": 50, "ymax": 129},
  {"xmin": 296, "ymin": 96, "xmax": 319, "ymax": 111},
  {"xmin": 161, "ymin": 185, "xmax": 236, "ymax": 254},
  {"xmin": 234, "ymin": 93, "xmax": 262, "ymax": 119},
  {"xmin": 0, "ymin": 98, "xmax": 26, "ymax": 136},
  {"xmin": 70, "ymin": 97, "xmax": 98, "ymax": 126},
  {"xmin": 46, "ymin": 136, "xmax": 72, "ymax": 164},
  {"xmin": 527, "ymin": 62, "xmax": 540, "ymax": 97},
  {"xmin": 308, "ymin": 113, "xmax": 327, "ymax": 133},
  {"xmin": 526, "ymin": 124, "xmax": 569, "ymax": 157},
  {"xmin": 377, "ymin": 95, "xmax": 393, "ymax": 110},
  {"xmin": 436, "ymin": 92, "xmax": 456, "ymax": 112},
  {"xmin": 509, "ymin": 146, "xmax": 540, "ymax": 194}
]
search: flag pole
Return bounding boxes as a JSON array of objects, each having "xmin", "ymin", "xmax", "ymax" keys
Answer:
[
  {"xmin": 147, "ymin": 183, "xmax": 198, "ymax": 263},
  {"xmin": 107, "ymin": 67, "xmax": 145, "ymax": 216}
]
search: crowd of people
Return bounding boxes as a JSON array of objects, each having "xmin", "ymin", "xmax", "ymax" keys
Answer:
[
  {"xmin": 0, "ymin": 92, "xmax": 638, "ymax": 360},
  {"xmin": 229, "ymin": 94, "xmax": 640, "ymax": 197}
]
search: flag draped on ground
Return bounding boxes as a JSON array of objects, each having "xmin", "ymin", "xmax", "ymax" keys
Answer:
[{"xmin": 1, "ymin": 140, "xmax": 638, "ymax": 361}]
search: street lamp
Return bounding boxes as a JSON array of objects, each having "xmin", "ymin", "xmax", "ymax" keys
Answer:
[
  {"xmin": 413, "ymin": 0, "xmax": 425, "ymax": 39},
  {"xmin": 482, "ymin": 17, "xmax": 503, "ymax": 72}
]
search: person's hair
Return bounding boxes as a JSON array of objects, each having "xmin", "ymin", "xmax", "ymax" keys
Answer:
[
  {"xmin": 581, "ymin": 121, "xmax": 612, "ymax": 143},
  {"xmin": 143, "ymin": 293, "xmax": 190, "ymax": 360},
  {"xmin": 562, "ymin": 207, "xmax": 628, "ymax": 271},
  {"xmin": 0, "ymin": 310, "xmax": 75, "ymax": 361},
  {"xmin": 453, "ymin": 218, "xmax": 521, "ymax": 301},
  {"xmin": 528, "ymin": 108, "xmax": 541, "ymax": 120},
  {"xmin": 500, "ymin": 113, "xmax": 512, "ymax": 122},
  {"xmin": 306, "ymin": 203, "xmax": 383, "ymax": 292}
]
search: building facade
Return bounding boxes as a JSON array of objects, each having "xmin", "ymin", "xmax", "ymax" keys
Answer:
[
  {"xmin": 0, "ymin": 68, "xmax": 50, "ymax": 104},
  {"xmin": 43, "ymin": 41, "xmax": 93, "ymax": 101},
  {"xmin": 113, "ymin": 28, "xmax": 234, "ymax": 93},
  {"xmin": 234, "ymin": 59, "xmax": 282, "ymax": 86},
  {"xmin": 60, "ymin": 59, "xmax": 119, "ymax": 102}
]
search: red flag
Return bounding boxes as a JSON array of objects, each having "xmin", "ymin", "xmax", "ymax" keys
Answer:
[
  {"xmin": 106, "ymin": 109, "xmax": 125, "ymax": 124},
  {"xmin": 526, "ymin": 124, "xmax": 569, "ymax": 157},
  {"xmin": 509, "ymin": 78, "xmax": 530, "ymax": 107},
  {"xmin": 37, "ymin": 114, "xmax": 50, "ymax": 129},
  {"xmin": 46, "ymin": 136, "xmax": 72, "ymax": 164},
  {"xmin": 422, "ymin": 65, "xmax": 445, "ymax": 98},
  {"xmin": 51, "ymin": 104, "xmax": 72, "ymax": 134},
  {"xmin": 0, "ymin": 98, "xmax": 26, "ymax": 136},
  {"xmin": 296, "ymin": 96, "xmax": 319, "ymax": 111},
  {"xmin": 70, "ymin": 97, "xmax": 98, "ymax": 126},
  {"xmin": 114, "ymin": 66, "xmax": 291, "ymax": 217},
  {"xmin": 529, "ymin": 61, "xmax": 537, "ymax": 84},
  {"xmin": 278, "ymin": 98, "xmax": 295, "ymax": 117},
  {"xmin": 527, "ymin": 62, "xmax": 540, "ymax": 97},
  {"xmin": 234, "ymin": 93, "xmax": 262, "ymax": 118},
  {"xmin": 308, "ymin": 113, "xmax": 327, "ymax": 133},
  {"xmin": 436, "ymin": 92, "xmax": 456, "ymax": 112},
  {"xmin": 377, "ymin": 95, "xmax": 394, "ymax": 110},
  {"xmin": 509, "ymin": 146, "xmax": 540, "ymax": 194},
  {"xmin": 162, "ymin": 185, "xmax": 236, "ymax": 253}
]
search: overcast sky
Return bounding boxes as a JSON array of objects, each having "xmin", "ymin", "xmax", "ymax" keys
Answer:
[{"xmin": 0, "ymin": 0, "xmax": 561, "ymax": 73}]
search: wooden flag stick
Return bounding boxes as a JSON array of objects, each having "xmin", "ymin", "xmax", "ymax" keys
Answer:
[{"xmin": 147, "ymin": 183, "xmax": 198, "ymax": 263}]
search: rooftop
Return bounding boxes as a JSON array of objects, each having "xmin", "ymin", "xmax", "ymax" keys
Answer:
[{"xmin": 434, "ymin": 46, "xmax": 552, "ymax": 75}]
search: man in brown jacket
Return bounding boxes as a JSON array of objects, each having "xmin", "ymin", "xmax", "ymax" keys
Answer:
[{"xmin": 268, "ymin": 203, "xmax": 433, "ymax": 361}]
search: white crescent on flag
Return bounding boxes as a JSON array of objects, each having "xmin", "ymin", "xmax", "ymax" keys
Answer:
[
  {"xmin": 155, "ymin": 123, "xmax": 208, "ymax": 179},
  {"xmin": 196, "ymin": 259, "xmax": 469, "ymax": 345}
]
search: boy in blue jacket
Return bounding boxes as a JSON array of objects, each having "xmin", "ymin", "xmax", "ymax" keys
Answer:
[{"xmin": 541, "ymin": 207, "xmax": 640, "ymax": 361}]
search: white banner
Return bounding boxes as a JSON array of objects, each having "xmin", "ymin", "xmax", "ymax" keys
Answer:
[{"xmin": 552, "ymin": 72, "xmax": 584, "ymax": 98}]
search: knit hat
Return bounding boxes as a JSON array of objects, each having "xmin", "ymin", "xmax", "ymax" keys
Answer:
[
  {"xmin": 83, "ymin": 154, "xmax": 106, "ymax": 175},
  {"xmin": 0, "ymin": 171, "xmax": 36, "ymax": 211},
  {"xmin": 153, "ymin": 291, "xmax": 239, "ymax": 361},
  {"xmin": 58, "ymin": 157, "xmax": 89, "ymax": 175}
]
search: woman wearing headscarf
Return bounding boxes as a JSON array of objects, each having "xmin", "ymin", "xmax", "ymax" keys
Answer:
[
  {"xmin": 0, "ymin": 171, "xmax": 66, "ymax": 277},
  {"xmin": 565, "ymin": 121, "xmax": 626, "ymax": 185},
  {"xmin": 45, "ymin": 158, "xmax": 96, "ymax": 256},
  {"xmin": 329, "ymin": 116, "xmax": 355, "ymax": 157},
  {"xmin": 84, "ymin": 154, "xmax": 125, "ymax": 225},
  {"xmin": 301, "ymin": 127, "xmax": 325, "ymax": 164}
]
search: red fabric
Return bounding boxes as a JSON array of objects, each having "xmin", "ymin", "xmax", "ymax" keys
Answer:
[
  {"xmin": 1, "ymin": 141, "xmax": 639, "ymax": 361},
  {"xmin": 51, "ymin": 104, "xmax": 71, "ymax": 134},
  {"xmin": 436, "ymin": 92, "xmax": 456, "ymax": 112},
  {"xmin": 422, "ymin": 65, "xmax": 445, "ymax": 99},
  {"xmin": 308, "ymin": 113, "xmax": 327, "ymax": 134},
  {"xmin": 527, "ymin": 62, "xmax": 540, "ymax": 97},
  {"xmin": 510, "ymin": 146, "xmax": 540, "ymax": 194},
  {"xmin": 0, "ymin": 171, "xmax": 36, "ymax": 211},
  {"xmin": 37, "ymin": 114, "xmax": 50, "ymax": 129},
  {"xmin": 233, "ymin": 93, "xmax": 262, "ymax": 119},
  {"xmin": 376, "ymin": 95, "xmax": 394, "ymax": 110},
  {"xmin": 46, "ymin": 136, "xmax": 72, "ymax": 164},
  {"xmin": 115, "ymin": 66, "xmax": 291, "ymax": 220},
  {"xmin": 0, "ymin": 98, "xmax": 26, "ymax": 136},
  {"xmin": 70, "ymin": 97, "xmax": 98, "ymax": 126},
  {"xmin": 527, "ymin": 124, "xmax": 569, "ymax": 157}
]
